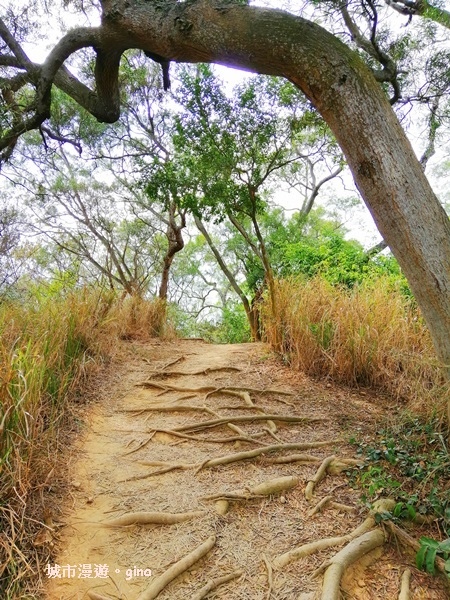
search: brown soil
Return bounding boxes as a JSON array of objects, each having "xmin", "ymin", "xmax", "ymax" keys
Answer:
[{"xmin": 43, "ymin": 340, "xmax": 448, "ymax": 600}]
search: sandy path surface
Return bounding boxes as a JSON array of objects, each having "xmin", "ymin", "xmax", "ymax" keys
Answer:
[{"xmin": 44, "ymin": 340, "xmax": 448, "ymax": 600}]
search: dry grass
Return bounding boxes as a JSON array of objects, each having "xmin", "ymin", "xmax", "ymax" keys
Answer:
[
  {"xmin": 0, "ymin": 288, "xmax": 169, "ymax": 599},
  {"xmin": 110, "ymin": 296, "xmax": 176, "ymax": 340},
  {"xmin": 261, "ymin": 277, "xmax": 449, "ymax": 419}
]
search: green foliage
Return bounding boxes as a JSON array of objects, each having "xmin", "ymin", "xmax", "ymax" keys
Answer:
[
  {"xmin": 417, "ymin": 536, "xmax": 450, "ymax": 577},
  {"xmin": 169, "ymin": 301, "xmax": 251, "ymax": 344},
  {"xmin": 212, "ymin": 302, "xmax": 252, "ymax": 344},
  {"xmin": 267, "ymin": 207, "xmax": 410, "ymax": 291},
  {"xmin": 349, "ymin": 416, "xmax": 450, "ymax": 535}
]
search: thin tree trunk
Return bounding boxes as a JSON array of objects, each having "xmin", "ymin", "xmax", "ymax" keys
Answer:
[
  {"xmin": 194, "ymin": 216, "xmax": 260, "ymax": 341},
  {"xmin": 158, "ymin": 204, "xmax": 185, "ymax": 301}
]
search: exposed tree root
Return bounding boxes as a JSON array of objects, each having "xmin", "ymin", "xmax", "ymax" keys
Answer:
[
  {"xmin": 137, "ymin": 382, "xmax": 217, "ymax": 394},
  {"xmin": 267, "ymin": 453, "xmax": 321, "ymax": 465},
  {"xmin": 136, "ymin": 382, "xmax": 294, "ymax": 398},
  {"xmin": 124, "ymin": 428, "xmax": 267, "ymax": 455},
  {"xmin": 205, "ymin": 385, "xmax": 294, "ymax": 397},
  {"xmin": 383, "ymin": 520, "xmax": 448, "ymax": 575},
  {"xmin": 313, "ymin": 529, "xmax": 386, "ymax": 600},
  {"xmin": 147, "ymin": 366, "xmax": 242, "ymax": 379},
  {"xmin": 125, "ymin": 441, "xmax": 340, "ymax": 481},
  {"xmin": 121, "ymin": 404, "xmax": 219, "ymax": 416},
  {"xmin": 329, "ymin": 501, "xmax": 357, "ymax": 513},
  {"xmin": 209, "ymin": 388, "xmax": 253, "ymax": 404},
  {"xmin": 307, "ymin": 495, "xmax": 357, "ymax": 517},
  {"xmin": 226, "ymin": 387, "xmax": 281, "ymax": 435},
  {"xmin": 307, "ymin": 495, "xmax": 334, "ymax": 517},
  {"xmin": 200, "ymin": 476, "xmax": 299, "ymax": 502},
  {"xmin": 262, "ymin": 554, "xmax": 274, "ymax": 600},
  {"xmin": 155, "ymin": 428, "xmax": 267, "ymax": 445},
  {"xmin": 194, "ymin": 441, "xmax": 341, "ymax": 474},
  {"xmin": 87, "ymin": 592, "xmax": 112, "ymax": 600},
  {"xmin": 160, "ymin": 356, "xmax": 186, "ymax": 370},
  {"xmin": 327, "ymin": 457, "xmax": 364, "ymax": 474},
  {"xmin": 305, "ymin": 455, "xmax": 337, "ymax": 501},
  {"xmin": 399, "ymin": 568, "xmax": 411, "ymax": 600},
  {"xmin": 136, "ymin": 535, "xmax": 216, "ymax": 600},
  {"xmin": 174, "ymin": 414, "xmax": 326, "ymax": 434},
  {"xmin": 273, "ymin": 516, "xmax": 376, "ymax": 569},
  {"xmin": 190, "ymin": 569, "xmax": 243, "ymax": 600},
  {"xmin": 214, "ymin": 499, "xmax": 230, "ymax": 515},
  {"xmin": 123, "ymin": 432, "xmax": 157, "ymax": 455},
  {"xmin": 101, "ymin": 510, "xmax": 205, "ymax": 527},
  {"xmin": 125, "ymin": 462, "xmax": 195, "ymax": 480},
  {"xmin": 226, "ymin": 422, "xmax": 249, "ymax": 436}
]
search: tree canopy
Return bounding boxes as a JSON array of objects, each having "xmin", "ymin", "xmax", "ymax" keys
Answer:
[{"xmin": 0, "ymin": 0, "xmax": 450, "ymax": 369}]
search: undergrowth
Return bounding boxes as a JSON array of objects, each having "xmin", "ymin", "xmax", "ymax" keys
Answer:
[
  {"xmin": 261, "ymin": 276, "xmax": 449, "ymax": 420},
  {"xmin": 0, "ymin": 289, "xmax": 168, "ymax": 599},
  {"xmin": 348, "ymin": 415, "xmax": 450, "ymax": 577}
]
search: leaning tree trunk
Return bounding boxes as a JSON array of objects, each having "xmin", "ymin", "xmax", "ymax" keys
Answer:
[
  {"xmin": 38, "ymin": 0, "xmax": 450, "ymax": 373},
  {"xmin": 100, "ymin": 0, "xmax": 450, "ymax": 371}
]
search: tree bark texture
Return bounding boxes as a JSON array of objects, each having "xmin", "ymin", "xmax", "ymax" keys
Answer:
[{"xmin": 31, "ymin": 0, "xmax": 450, "ymax": 369}]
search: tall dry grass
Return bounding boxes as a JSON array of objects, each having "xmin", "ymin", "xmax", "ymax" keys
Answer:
[
  {"xmin": 261, "ymin": 277, "xmax": 449, "ymax": 418},
  {"xmin": 0, "ymin": 289, "xmax": 168, "ymax": 598}
]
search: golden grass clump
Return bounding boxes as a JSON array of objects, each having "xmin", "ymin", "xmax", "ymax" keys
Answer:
[
  {"xmin": 0, "ymin": 288, "xmax": 169, "ymax": 598},
  {"xmin": 261, "ymin": 277, "xmax": 449, "ymax": 417},
  {"xmin": 109, "ymin": 295, "xmax": 175, "ymax": 340}
]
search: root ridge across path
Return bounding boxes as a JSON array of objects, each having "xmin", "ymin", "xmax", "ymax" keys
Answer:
[{"xmin": 45, "ymin": 340, "xmax": 448, "ymax": 600}]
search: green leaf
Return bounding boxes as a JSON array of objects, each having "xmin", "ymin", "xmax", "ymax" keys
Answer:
[
  {"xmin": 406, "ymin": 504, "xmax": 417, "ymax": 521},
  {"xmin": 425, "ymin": 547, "xmax": 437, "ymax": 575},
  {"xmin": 419, "ymin": 536, "xmax": 440, "ymax": 548},
  {"xmin": 438, "ymin": 538, "xmax": 450, "ymax": 552},
  {"xmin": 416, "ymin": 544, "xmax": 428, "ymax": 570},
  {"xmin": 444, "ymin": 557, "xmax": 450, "ymax": 573}
]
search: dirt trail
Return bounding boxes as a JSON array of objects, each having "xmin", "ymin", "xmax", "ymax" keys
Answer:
[{"xmin": 45, "ymin": 340, "xmax": 447, "ymax": 600}]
